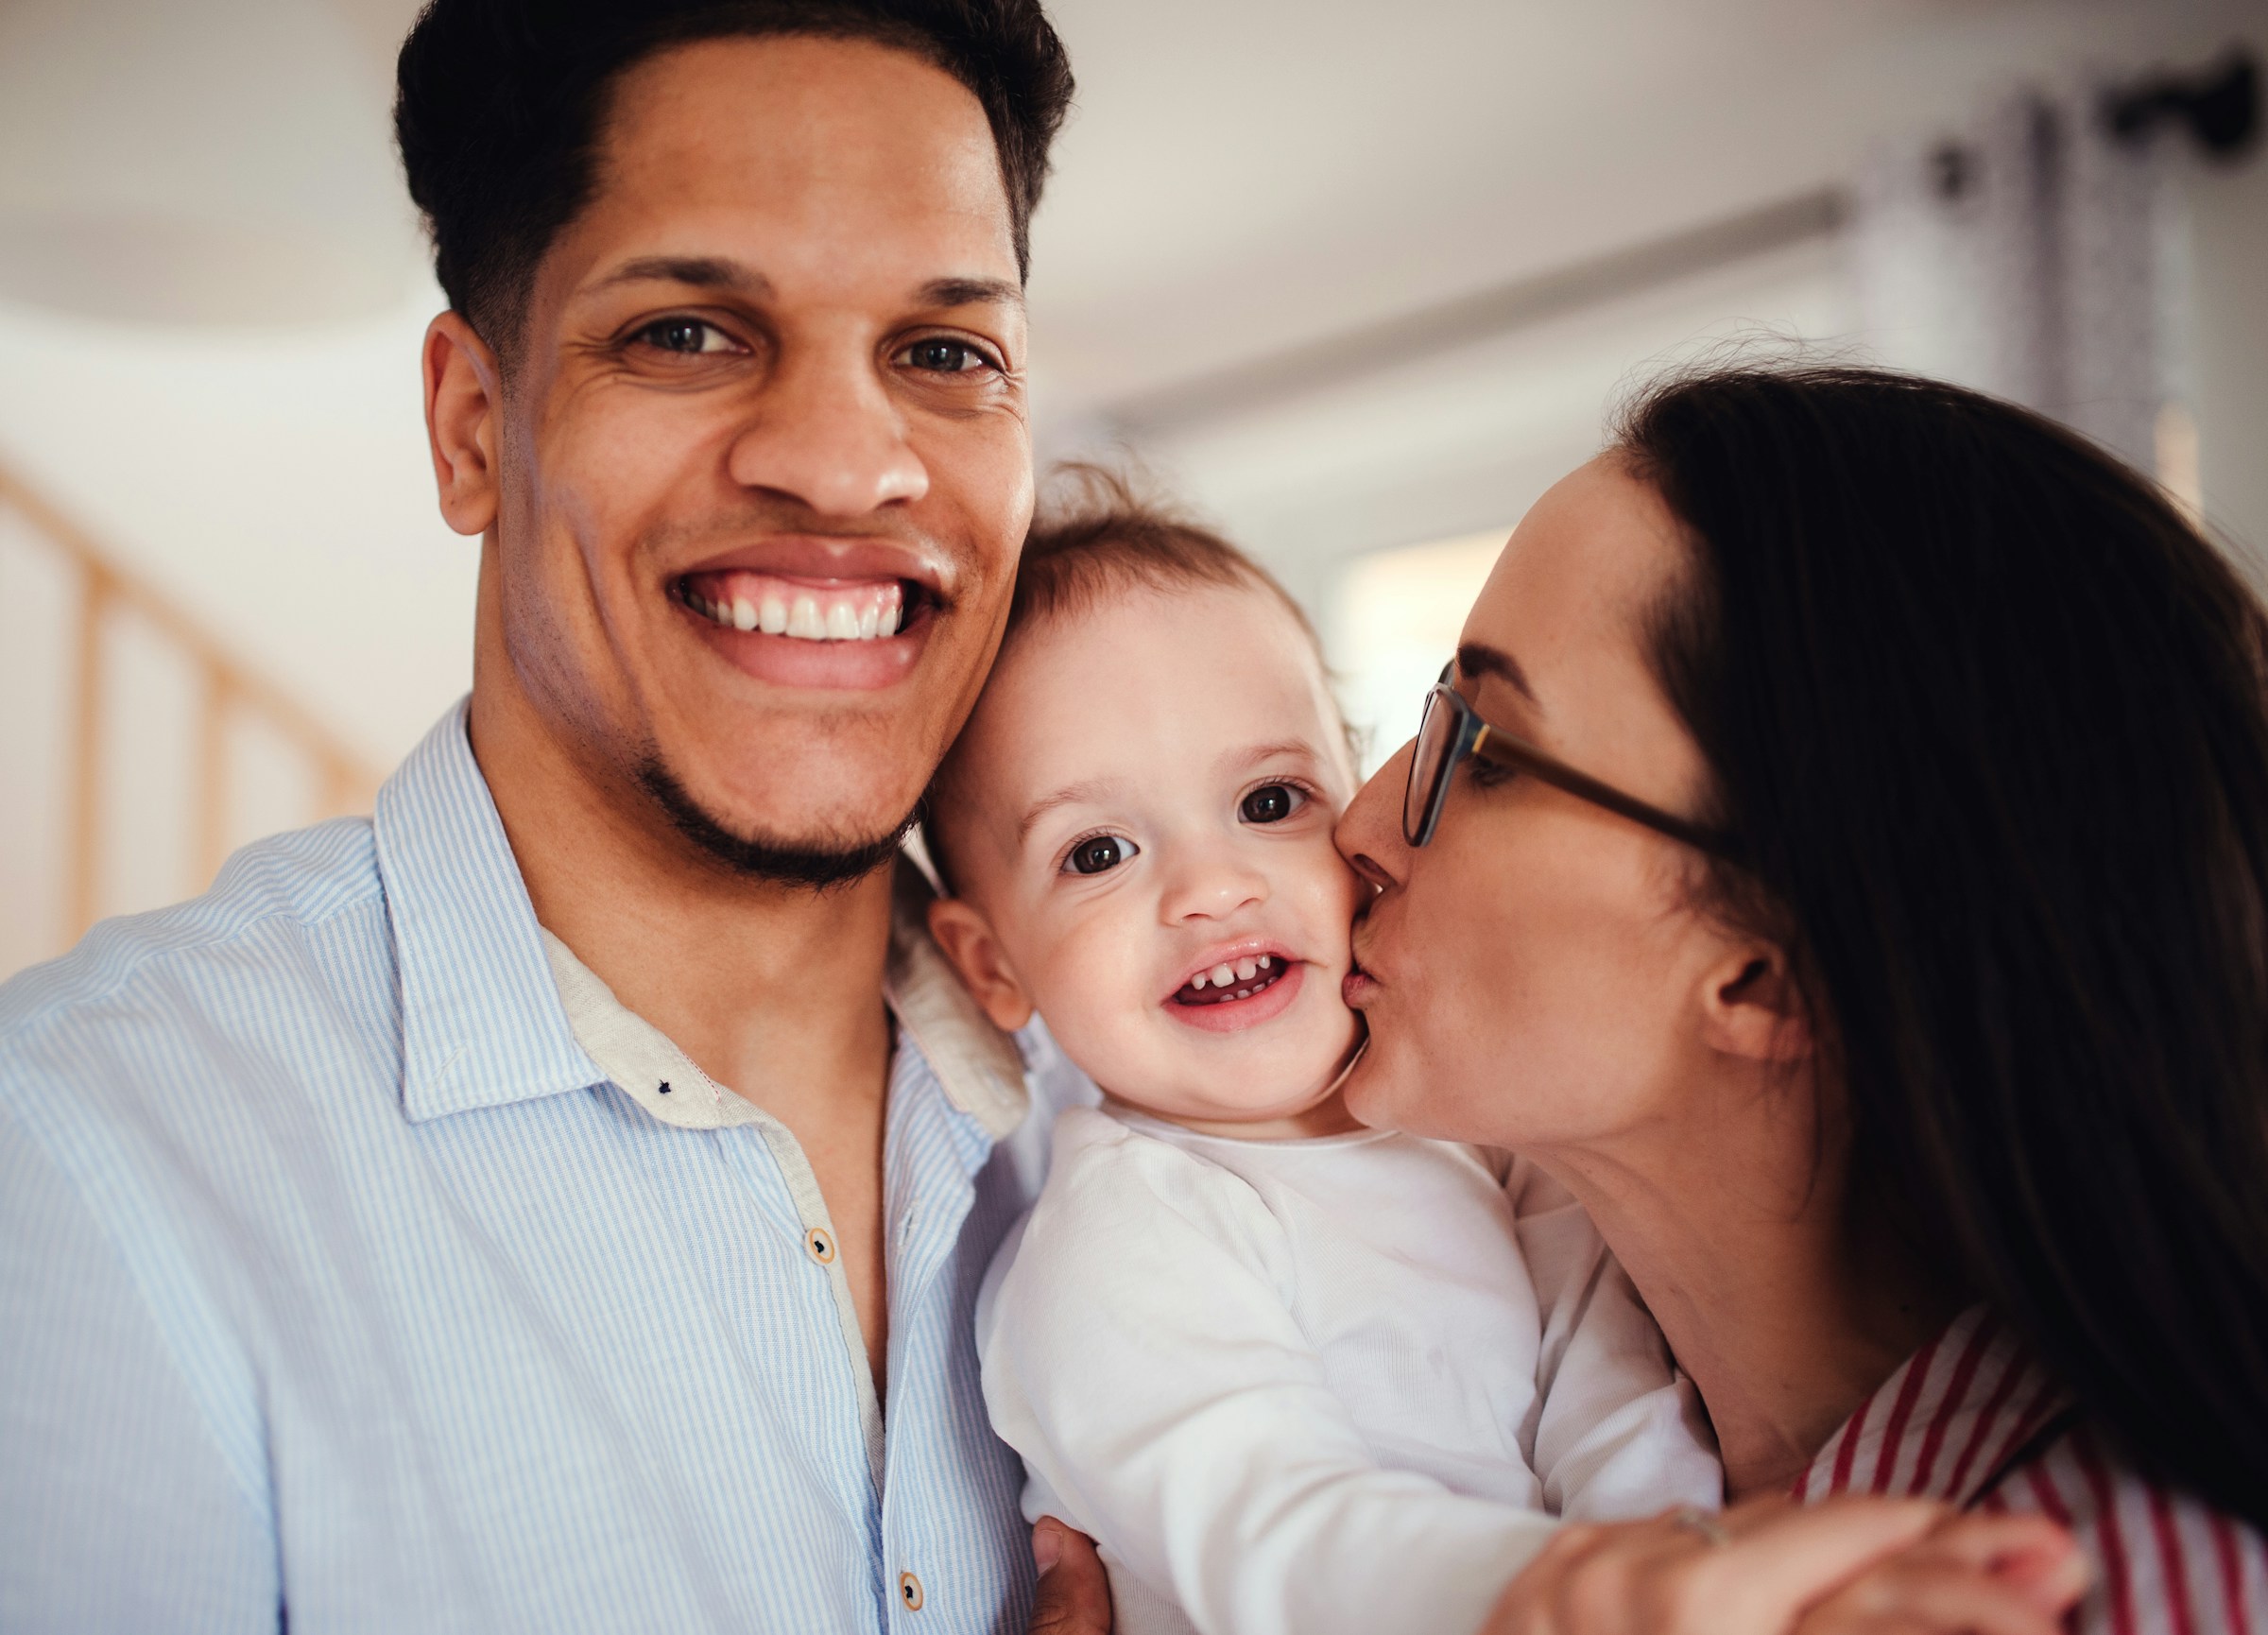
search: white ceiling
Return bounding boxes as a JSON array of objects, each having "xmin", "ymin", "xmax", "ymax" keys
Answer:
[
  {"xmin": 1024, "ymin": 0, "xmax": 2261, "ymax": 422},
  {"xmin": 0, "ymin": 0, "xmax": 2257, "ymax": 765}
]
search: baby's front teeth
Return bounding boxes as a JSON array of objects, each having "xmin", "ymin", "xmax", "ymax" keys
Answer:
[
  {"xmin": 1234, "ymin": 957, "xmax": 1259, "ymax": 981},
  {"xmin": 1258, "ymin": 955, "xmax": 1273, "ymax": 969},
  {"xmin": 1209, "ymin": 963, "xmax": 1235, "ymax": 988}
]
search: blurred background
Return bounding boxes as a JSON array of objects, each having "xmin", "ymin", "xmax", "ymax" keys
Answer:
[{"xmin": 1, "ymin": 0, "xmax": 2263, "ymax": 980}]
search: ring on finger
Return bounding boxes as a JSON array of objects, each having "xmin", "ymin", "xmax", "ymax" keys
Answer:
[{"xmin": 1671, "ymin": 1506, "xmax": 1734, "ymax": 1548}]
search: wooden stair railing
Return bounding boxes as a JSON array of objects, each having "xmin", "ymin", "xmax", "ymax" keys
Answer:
[{"xmin": 0, "ymin": 462, "xmax": 383, "ymax": 946}]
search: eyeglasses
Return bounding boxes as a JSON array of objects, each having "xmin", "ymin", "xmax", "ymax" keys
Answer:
[{"xmin": 1402, "ymin": 666, "xmax": 1739, "ymax": 857}]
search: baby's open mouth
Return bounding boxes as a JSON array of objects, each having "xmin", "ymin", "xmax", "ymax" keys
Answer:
[{"xmin": 1172, "ymin": 955, "xmax": 1288, "ymax": 1007}]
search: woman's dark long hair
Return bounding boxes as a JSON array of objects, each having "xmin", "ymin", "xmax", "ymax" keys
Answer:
[{"xmin": 1618, "ymin": 366, "xmax": 2268, "ymax": 1527}]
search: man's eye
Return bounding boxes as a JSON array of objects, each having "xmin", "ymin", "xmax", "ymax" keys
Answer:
[
  {"xmin": 900, "ymin": 337, "xmax": 995, "ymax": 373},
  {"xmin": 1240, "ymin": 783, "xmax": 1305, "ymax": 825},
  {"xmin": 637, "ymin": 318, "xmax": 736, "ymax": 354},
  {"xmin": 1064, "ymin": 835, "xmax": 1138, "ymax": 875}
]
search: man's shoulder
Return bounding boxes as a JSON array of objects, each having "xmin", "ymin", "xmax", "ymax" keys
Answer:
[{"xmin": 0, "ymin": 816, "xmax": 387, "ymax": 1091}]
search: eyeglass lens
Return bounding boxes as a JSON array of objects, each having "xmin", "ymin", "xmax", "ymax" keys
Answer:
[{"xmin": 1403, "ymin": 688, "xmax": 1456, "ymax": 845}]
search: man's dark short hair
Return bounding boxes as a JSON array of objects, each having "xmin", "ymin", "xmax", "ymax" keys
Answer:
[{"xmin": 395, "ymin": 0, "xmax": 1074, "ymax": 356}]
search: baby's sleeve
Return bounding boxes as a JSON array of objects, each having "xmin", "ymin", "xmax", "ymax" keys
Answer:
[
  {"xmin": 982, "ymin": 1108, "xmax": 1559, "ymax": 1635},
  {"xmin": 1510, "ymin": 1159, "xmax": 1725, "ymax": 1521}
]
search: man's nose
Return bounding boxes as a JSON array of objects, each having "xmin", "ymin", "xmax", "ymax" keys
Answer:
[
  {"xmin": 1336, "ymin": 739, "xmax": 1414, "ymax": 892},
  {"xmin": 725, "ymin": 340, "xmax": 930, "ymax": 517},
  {"xmin": 1159, "ymin": 839, "xmax": 1271, "ymax": 924}
]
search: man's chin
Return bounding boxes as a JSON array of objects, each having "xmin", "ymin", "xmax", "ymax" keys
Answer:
[{"xmin": 635, "ymin": 754, "xmax": 912, "ymax": 890}]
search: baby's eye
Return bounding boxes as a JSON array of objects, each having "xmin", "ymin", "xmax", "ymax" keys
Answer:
[
  {"xmin": 1064, "ymin": 834, "xmax": 1139, "ymax": 876},
  {"xmin": 1240, "ymin": 783, "xmax": 1306, "ymax": 825}
]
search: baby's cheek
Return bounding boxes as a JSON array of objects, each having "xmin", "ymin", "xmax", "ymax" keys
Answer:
[{"xmin": 1020, "ymin": 918, "xmax": 1161, "ymax": 1080}]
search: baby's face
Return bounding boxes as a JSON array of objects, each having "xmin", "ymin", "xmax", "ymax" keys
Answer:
[{"xmin": 938, "ymin": 580, "xmax": 1365, "ymax": 1124}]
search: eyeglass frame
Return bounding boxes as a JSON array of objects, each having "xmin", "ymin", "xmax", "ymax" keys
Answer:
[{"xmin": 1401, "ymin": 665, "xmax": 1740, "ymax": 859}]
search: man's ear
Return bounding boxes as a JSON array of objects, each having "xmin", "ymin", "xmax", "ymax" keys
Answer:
[
  {"xmin": 1697, "ymin": 940, "xmax": 1813, "ymax": 1065},
  {"xmin": 927, "ymin": 896, "xmax": 1036, "ymax": 1033},
  {"xmin": 424, "ymin": 310, "xmax": 503, "ymax": 538}
]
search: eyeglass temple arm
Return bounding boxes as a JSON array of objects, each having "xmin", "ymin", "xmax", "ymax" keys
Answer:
[{"xmin": 1469, "ymin": 725, "xmax": 1736, "ymax": 859}]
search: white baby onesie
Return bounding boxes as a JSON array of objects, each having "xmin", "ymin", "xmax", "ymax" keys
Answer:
[{"xmin": 978, "ymin": 1104, "xmax": 1721, "ymax": 1635}]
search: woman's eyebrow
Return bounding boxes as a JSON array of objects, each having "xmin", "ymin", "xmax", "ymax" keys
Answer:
[{"xmin": 1455, "ymin": 641, "xmax": 1541, "ymax": 709}]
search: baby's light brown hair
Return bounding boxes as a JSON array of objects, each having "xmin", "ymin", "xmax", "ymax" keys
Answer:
[{"xmin": 920, "ymin": 465, "xmax": 1328, "ymax": 896}]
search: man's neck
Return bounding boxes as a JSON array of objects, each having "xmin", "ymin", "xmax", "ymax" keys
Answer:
[
  {"xmin": 467, "ymin": 686, "xmax": 897, "ymax": 1133},
  {"xmin": 1531, "ymin": 1071, "xmax": 1959, "ymax": 1502}
]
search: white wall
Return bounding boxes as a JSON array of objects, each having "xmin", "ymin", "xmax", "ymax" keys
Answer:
[{"xmin": 2187, "ymin": 146, "xmax": 2268, "ymax": 580}]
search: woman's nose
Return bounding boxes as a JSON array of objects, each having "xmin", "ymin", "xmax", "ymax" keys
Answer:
[{"xmin": 1337, "ymin": 739, "xmax": 1414, "ymax": 891}]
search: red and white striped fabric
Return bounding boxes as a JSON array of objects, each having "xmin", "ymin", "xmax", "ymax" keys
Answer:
[{"xmin": 1793, "ymin": 1306, "xmax": 2268, "ymax": 1634}]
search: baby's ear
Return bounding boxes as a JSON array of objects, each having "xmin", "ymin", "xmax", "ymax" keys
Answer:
[{"xmin": 927, "ymin": 896, "xmax": 1037, "ymax": 1033}]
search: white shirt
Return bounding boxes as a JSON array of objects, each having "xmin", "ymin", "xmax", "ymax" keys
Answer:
[{"xmin": 979, "ymin": 1104, "xmax": 1720, "ymax": 1635}]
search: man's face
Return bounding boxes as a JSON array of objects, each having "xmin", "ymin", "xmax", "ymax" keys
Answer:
[{"xmin": 483, "ymin": 34, "xmax": 1031, "ymax": 870}]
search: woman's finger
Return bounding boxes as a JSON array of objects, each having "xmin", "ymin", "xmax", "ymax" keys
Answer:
[
  {"xmin": 1794, "ymin": 1558, "xmax": 2069, "ymax": 1635},
  {"xmin": 1658, "ymin": 1496, "xmax": 1951, "ymax": 1631},
  {"xmin": 1026, "ymin": 1518, "xmax": 1113, "ymax": 1635},
  {"xmin": 1916, "ymin": 1511, "xmax": 2089, "ymax": 1613}
]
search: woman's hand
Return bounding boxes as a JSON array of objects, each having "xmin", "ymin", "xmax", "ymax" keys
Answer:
[
  {"xmin": 1791, "ymin": 1509, "xmax": 2088, "ymax": 1635},
  {"xmin": 1483, "ymin": 1495, "xmax": 2084, "ymax": 1635}
]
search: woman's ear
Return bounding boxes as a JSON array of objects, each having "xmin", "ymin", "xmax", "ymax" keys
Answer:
[
  {"xmin": 1698, "ymin": 940, "xmax": 1813, "ymax": 1065},
  {"xmin": 927, "ymin": 896, "xmax": 1036, "ymax": 1033}
]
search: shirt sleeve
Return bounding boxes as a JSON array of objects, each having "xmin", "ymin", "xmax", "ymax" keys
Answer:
[
  {"xmin": 0, "ymin": 1106, "xmax": 279, "ymax": 1633},
  {"xmin": 981, "ymin": 1110, "xmax": 1557, "ymax": 1635},
  {"xmin": 1511, "ymin": 1159, "xmax": 1725, "ymax": 1520}
]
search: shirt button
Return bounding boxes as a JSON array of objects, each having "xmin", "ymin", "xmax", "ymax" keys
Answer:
[
  {"xmin": 807, "ymin": 1228, "xmax": 836, "ymax": 1265},
  {"xmin": 899, "ymin": 1571, "xmax": 924, "ymax": 1611}
]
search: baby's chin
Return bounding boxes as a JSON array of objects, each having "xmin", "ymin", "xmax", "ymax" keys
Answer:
[{"xmin": 1125, "ymin": 1024, "xmax": 1366, "ymax": 1125}]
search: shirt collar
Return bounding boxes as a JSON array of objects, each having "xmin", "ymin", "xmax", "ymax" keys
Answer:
[
  {"xmin": 1793, "ymin": 1305, "xmax": 2077, "ymax": 1507},
  {"xmin": 375, "ymin": 699, "xmax": 1030, "ymax": 1138},
  {"xmin": 539, "ymin": 857, "xmax": 1030, "ymax": 1142},
  {"xmin": 377, "ymin": 701, "xmax": 597, "ymax": 1124}
]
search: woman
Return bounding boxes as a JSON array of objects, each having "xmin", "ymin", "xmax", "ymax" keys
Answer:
[{"xmin": 1329, "ymin": 366, "xmax": 2268, "ymax": 1631}]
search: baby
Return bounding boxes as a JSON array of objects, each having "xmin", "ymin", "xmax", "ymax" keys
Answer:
[{"xmin": 923, "ymin": 486, "xmax": 1720, "ymax": 1635}]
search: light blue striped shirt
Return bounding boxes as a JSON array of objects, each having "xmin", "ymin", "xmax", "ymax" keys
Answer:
[{"xmin": 0, "ymin": 704, "xmax": 1091, "ymax": 1634}]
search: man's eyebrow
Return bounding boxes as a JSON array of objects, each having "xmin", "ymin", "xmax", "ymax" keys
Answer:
[
  {"xmin": 1017, "ymin": 777, "xmax": 1122, "ymax": 842},
  {"xmin": 1455, "ymin": 642, "xmax": 1541, "ymax": 707},
  {"xmin": 595, "ymin": 255, "xmax": 774, "ymax": 295},
  {"xmin": 918, "ymin": 276, "xmax": 1024, "ymax": 311}
]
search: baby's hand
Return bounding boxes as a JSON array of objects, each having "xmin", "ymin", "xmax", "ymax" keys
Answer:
[{"xmin": 1026, "ymin": 1517, "xmax": 1112, "ymax": 1635}]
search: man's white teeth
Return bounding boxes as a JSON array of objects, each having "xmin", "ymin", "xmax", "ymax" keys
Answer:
[{"xmin": 689, "ymin": 578, "xmax": 906, "ymax": 642}]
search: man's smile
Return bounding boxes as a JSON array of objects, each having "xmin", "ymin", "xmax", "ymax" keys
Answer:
[{"xmin": 667, "ymin": 533, "xmax": 953, "ymax": 691}]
